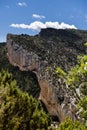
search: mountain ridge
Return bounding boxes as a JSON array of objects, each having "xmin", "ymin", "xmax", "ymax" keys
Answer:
[
  {"xmin": 1, "ymin": 28, "xmax": 87, "ymax": 122},
  {"xmin": 7, "ymin": 28, "xmax": 87, "ymax": 71}
]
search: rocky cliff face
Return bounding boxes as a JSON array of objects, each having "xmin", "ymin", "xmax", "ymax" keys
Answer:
[
  {"xmin": 6, "ymin": 29, "xmax": 87, "ymax": 122},
  {"xmin": 7, "ymin": 34, "xmax": 63, "ymax": 121},
  {"xmin": 7, "ymin": 35, "xmax": 39, "ymax": 71}
]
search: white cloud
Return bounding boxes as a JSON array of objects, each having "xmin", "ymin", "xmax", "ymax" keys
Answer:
[
  {"xmin": 10, "ymin": 22, "xmax": 46, "ymax": 31},
  {"xmin": 18, "ymin": 2, "xmax": 27, "ymax": 7},
  {"xmin": 45, "ymin": 22, "xmax": 59, "ymax": 29},
  {"xmin": 60, "ymin": 22, "xmax": 77, "ymax": 29},
  {"xmin": 28, "ymin": 21, "xmax": 46, "ymax": 30},
  {"xmin": 10, "ymin": 21, "xmax": 77, "ymax": 31},
  {"xmin": 10, "ymin": 24, "xmax": 29, "ymax": 29},
  {"xmin": 32, "ymin": 14, "xmax": 45, "ymax": 19}
]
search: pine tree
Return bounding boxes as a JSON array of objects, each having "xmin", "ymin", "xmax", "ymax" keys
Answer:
[{"xmin": 0, "ymin": 70, "xmax": 50, "ymax": 130}]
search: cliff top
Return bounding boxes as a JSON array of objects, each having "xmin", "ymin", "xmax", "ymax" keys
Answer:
[{"xmin": 7, "ymin": 28, "xmax": 87, "ymax": 71}]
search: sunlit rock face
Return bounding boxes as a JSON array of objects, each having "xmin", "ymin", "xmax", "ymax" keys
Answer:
[
  {"xmin": 7, "ymin": 35, "xmax": 40, "ymax": 71},
  {"xmin": 6, "ymin": 28, "xmax": 87, "ymax": 122}
]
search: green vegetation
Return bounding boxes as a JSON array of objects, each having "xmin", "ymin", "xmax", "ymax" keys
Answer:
[
  {"xmin": 58, "ymin": 117, "xmax": 86, "ymax": 130},
  {"xmin": 56, "ymin": 55, "xmax": 87, "ymax": 127},
  {"xmin": 0, "ymin": 70, "xmax": 50, "ymax": 130},
  {"xmin": 65, "ymin": 55, "xmax": 87, "ymax": 104},
  {"xmin": 66, "ymin": 55, "xmax": 87, "ymax": 87},
  {"xmin": 0, "ymin": 44, "xmax": 40, "ymax": 98},
  {"xmin": 84, "ymin": 42, "xmax": 87, "ymax": 47},
  {"xmin": 78, "ymin": 96, "xmax": 87, "ymax": 120},
  {"xmin": 1, "ymin": 29, "xmax": 87, "ymax": 129},
  {"xmin": 56, "ymin": 67, "xmax": 66, "ymax": 79}
]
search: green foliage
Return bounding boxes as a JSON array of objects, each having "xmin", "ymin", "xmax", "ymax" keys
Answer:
[
  {"xmin": 66, "ymin": 55, "xmax": 87, "ymax": 94},
  {"xmin": 0, "ymin": 44, "xmax": 40, "ymax": 98},
  {"xmin": 55, "ymin": 67, "xmax": 66, "ymax": 79},
  {"xmin": 9, "ymin": 67, "xmax": 40, "ymax": 98},
  {"xmin": 0, "ymin": 70, "xmax": 50, "ymax": 130},
  {"xmin": 1, "ymin": 29, "xmax": 87, "ymax": 129},
  {"xmin": 78, "ymin": 96, "xmax": 87, "ymax": 120},
  {"xmin": 66, "ymin": 65, "xmax": 80, "ymax": 87},
  {"xmin": 65, "ymin": 55, "xmax": 87, "ymax": 122},
  {"xmin": 84, "ymin": 42, "xmax": 87, "ymax": 47},
  {"xmin": 55, "ymin": 55, "xmax": 87, "ymax": 124},
  {"xmin": 58, "ymin": 117, "xmax": 87, "ymax": 130}
]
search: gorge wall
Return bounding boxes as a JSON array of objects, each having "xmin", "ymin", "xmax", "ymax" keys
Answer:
[{"xmin": 6, "ymin": 29, "xmax": 87, "ymax": 122}]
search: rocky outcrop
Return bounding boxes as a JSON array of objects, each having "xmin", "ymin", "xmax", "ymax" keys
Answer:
[
  {"xmin": 7, "ymin": 35, "xmax": 39, "ymax": 71},
  {"xmin": 6, "ymin": 29, "xmax": 86, "ymax": 122}
]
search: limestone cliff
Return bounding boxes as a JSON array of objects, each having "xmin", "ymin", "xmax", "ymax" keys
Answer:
[
  {"xmin": 6, "ymin": 29, "xmax": 87, "ymax": 122},
  {"xmin": 7, "ymin": 34, "xmax": 63, "ymax": 121}
]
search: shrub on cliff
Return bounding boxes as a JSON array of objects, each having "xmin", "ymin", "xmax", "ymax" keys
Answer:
[
  {"xmin": 0, "ymin": 70, "xmax": 50, "ymax": 130},
  {"xmin": 58, "ymin": 117, "xmax": 86, "ymax": 130},
  {"xmin": 66, "ymin": 55, "xmax": 87, "ymax": 122},
  {"xmin": 66, "ymin": 55, "xmax": 87, "ymax": 91}
]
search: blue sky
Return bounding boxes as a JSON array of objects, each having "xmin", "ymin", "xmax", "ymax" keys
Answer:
[{"xmin": 0, "ymin": 0, "xmax": 87, "ymax": 42}]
